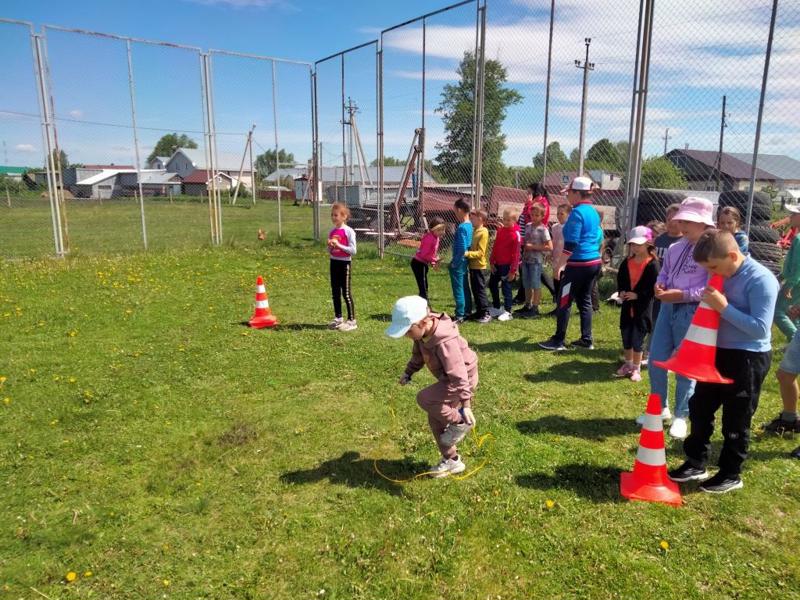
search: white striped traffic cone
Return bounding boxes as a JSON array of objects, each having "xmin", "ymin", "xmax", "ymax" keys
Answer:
[
  {"xmin": 653, "ymin": 273, "xmax": 732, "ymax": 384},
  {"xmin": 248, "ymin": 276, "xmax": 278, "ymax": 329},
  {"xmin": 620, "ymin": 393, "xmax": 682, "ymax": 506}
]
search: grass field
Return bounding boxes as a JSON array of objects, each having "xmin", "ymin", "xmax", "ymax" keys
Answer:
[{"xmin": 1, "ymin": 203, "xmax": 799, "ymax": 599}]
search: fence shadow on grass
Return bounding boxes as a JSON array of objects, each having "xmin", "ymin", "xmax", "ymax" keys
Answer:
[
  {"xmin": 517, "ymin": 416, "xmax": 637, "ymax": 441},
  {"xmin": 515, "ymin": 463, "xmax": 622, "ymax": 503},
  {"xmin": 280, "ymin": 450, "xmax": 429, "ymax": 496},
  {"xmin": 524, "ymin": 359, "xmax": 616, "ymax": 384}
]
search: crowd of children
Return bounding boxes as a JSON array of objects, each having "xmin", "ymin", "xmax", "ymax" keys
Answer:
[{"xmin": 323, "ymin": 182, "xmax": 799, "ymax": 485}]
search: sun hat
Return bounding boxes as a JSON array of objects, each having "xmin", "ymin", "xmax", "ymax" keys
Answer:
[
  {"xmin": 560, "ymin": 175, "xmax": 593, "ymax": 194},
  {"xmin": 385, "ymin": 295, "xmax": 429, "ymax": 338},
  {"xmin": 672, "ymin": 196, "xmax": 715, "ymax": 227},
  {"xmin": 627, "ymin": 225, "xmax": 653, "ymax": 245}
]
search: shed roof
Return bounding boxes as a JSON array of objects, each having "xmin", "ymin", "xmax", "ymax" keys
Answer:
[
  {"xmin": 76, "ymin": 169, "xmax": 136, "ymax": 186},
  {"xmin": 728, "ymin": 152, "xmax": 800, "ymax": 182}
]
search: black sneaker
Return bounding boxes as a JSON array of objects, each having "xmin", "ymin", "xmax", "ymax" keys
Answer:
[
  {"xmin": 699, "ymin": 472, "xmax": 743, "ymax": 494},
  {"xmin": 521, "ymin": 306, "xmax": 540, "ymax": 319},
  {"xmin": 570, "ymin": 338, "xmax": 594, "ymax": 350},
  {"xmin": 791, "ymin": 446, "xmax": 800, "ymax": 459},
  {"xmin": 513, "ymin": 304, "xmax": 532, "ymax": 315},
  {"xmin": 538, "ymin": 337, "xmax": 567, "ymax": 352},
  {"xmin": 762, "ymin": 414, "xmax": 800, "ymax": 434},
  {"xmin": 668, "ymin": 461, "xmax": 709, "ymax": 482}
]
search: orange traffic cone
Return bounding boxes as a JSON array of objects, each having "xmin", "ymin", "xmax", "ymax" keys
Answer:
[
  {"xmin": 248, "ymin": 276, "xmax": 278, "ymax": 329},
  {"xmin": 620, "ymin": 393, "xmax": 682, "ymax": 506},
  {"xmin": 653, "ymin": 273, "xmax": 732, "ymax": 384}
]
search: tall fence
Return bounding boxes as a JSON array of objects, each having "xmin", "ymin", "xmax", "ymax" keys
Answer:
[{"xmin": 2, "ymin": 2, "xmax": 797, "ymax": 261}]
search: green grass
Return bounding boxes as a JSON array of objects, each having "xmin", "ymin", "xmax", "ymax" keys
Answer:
[{"xmin": 1, "ymin": 203, "xmax": 799, "ymax": 599}]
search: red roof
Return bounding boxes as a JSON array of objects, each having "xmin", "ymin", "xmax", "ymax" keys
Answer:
[{"xmin": 182, "ymin": 169, "xmax": 234, "ymax": 184}]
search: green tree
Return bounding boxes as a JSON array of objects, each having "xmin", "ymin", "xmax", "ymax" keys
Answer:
[
  {"xmin": 638, "ymin": 156, "xmax": 687, "ymax": 189},
  {"xmin": 586, "ymin": 138, "xmax": 622, "ymax": 169},
  {"xmin": 147, "ymin": 133, "xmax": 197, "ymax": 163},
  {"xmin": 370, "ymin": 156, "xmax": 405, "ymax": 167},
  {"xmin": 255, "ymin": 149, "xmax": 295, "ymax": 179},
  {"xmin": 47, "ymin": 149, "xmax": 69, "ymax": 170},
  {"xmin": 569, "ymin": 147, "xmax": 581, "ymax": 165},
  {"xmin": 434, "ymin": 51, "xmax": 522, "ymax": 190},
  {"xmin": 533, "ymin": 142, "xmax": 570, "ymax": 170}
]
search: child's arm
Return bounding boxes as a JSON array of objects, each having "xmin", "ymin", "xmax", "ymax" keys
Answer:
[
  {"xmin": 332, "ymin": 226, "xmax": 357, "ymax": 256},
  {"xmin": 403, "ymin": 342, "xmax": 425, "ymax": 380},
  {"xmin": 464, "ymin": 228, "xmax": 488, "ymax": 260},
  {"xmin": 708, "ymin": 277, "xmax": 778, "ymax": 340},
  {"xmin": 436, "ymin": 340, "xmax": 473, "ymax": 408}
]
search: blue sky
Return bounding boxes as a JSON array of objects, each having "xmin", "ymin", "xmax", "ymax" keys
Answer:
[{"xmin": 2, "ymin": 0, "xmax": 798, "ymax": 174}]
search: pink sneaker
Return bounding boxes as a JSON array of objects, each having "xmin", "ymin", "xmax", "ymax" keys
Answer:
[
  {"xmin": 629, "ymin": 368, "xmax": 642, "ymax": 382},
  {"xmin": 614, "ymin": 363, "xmax": 632, "ymax": 378}
]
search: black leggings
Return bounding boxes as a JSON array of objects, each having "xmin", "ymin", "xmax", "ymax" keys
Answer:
[
  {"xmin": 411, "ymin": 258, "xmax": 429, "ymax": 299},
  {"xmin": 330, "ymin": 259, "xmax": 354, "ymax": 320}
]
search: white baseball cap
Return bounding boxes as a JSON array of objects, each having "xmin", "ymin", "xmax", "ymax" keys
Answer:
[
  {"xmin": 385, "ymin": 296, "xmax": 429, "ymax": 338},
  {"xmin": 560, "ymin": 176, "xmax": 594, "ymax": 194},
  {"xmin": 627, "ymin": 225, "xmax": 653, "ymax": 245}
]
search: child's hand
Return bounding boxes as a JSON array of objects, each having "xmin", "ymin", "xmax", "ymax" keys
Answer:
[
  {"xmin": 702, "ymin": 286, "xmax": 728, "ymax": 312},
  {"xmin": 507, "ymin": 270, "xmax": 517, "ymax": 282},
  {"xmin": 655, "ymin": 287, "xmax": 683, "ymax": 302},
  {"xmin": 789, "ymin": 305, "xmax": 800, "ymax": 319},
  {"xmin": 399, "ymin": 373, "xmax": 412, "ymax": 386},
  {"xmin": 784, "ymin": 286, "xmax": 793, "ymax": 300},
  {"xmin": 524, "ymin": 243, "xmax": 535, "ymax": 251},
  {"xmin": 622, "ymin": 291, "xmax": 638, "ymax": 301},
  {"xmin": 461, "ymin": 407, "xmax": 476, "ymax": 425},
  {"xmin": 432, "ymin": 262, "xmax": 440, "ymax": 271}
]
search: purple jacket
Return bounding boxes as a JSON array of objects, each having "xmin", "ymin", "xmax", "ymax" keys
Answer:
[{"xmin": 656, "ymin": 238, "xmax": 708, "ymax": 303}]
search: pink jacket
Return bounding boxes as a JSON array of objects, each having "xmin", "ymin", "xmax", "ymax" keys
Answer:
[
  {"xmin": 414, "ymin": 232, "xmax": 440, "ymax": 265},
  {"xmin": 404, "ymin": 313, "xmax": 478, "ymax": 407}
]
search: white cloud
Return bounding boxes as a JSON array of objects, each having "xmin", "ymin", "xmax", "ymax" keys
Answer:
[
  {"xmin": 14, "ymin": 143, "xmax": 36, "ymax": 153},
  {"xmin": 68, "ymin": 109, "xmax": 83, "ymax": 119}
]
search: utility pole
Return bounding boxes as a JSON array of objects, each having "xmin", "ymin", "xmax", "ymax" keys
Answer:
[
  {"xmin": 662, "ymin": 127, "xmax": 671, "ymax": 156},
  {"xmin": 715, "ymin": 94, "xmax": 728, "ymax": 192},
  {"xmin": 575, "ymin": 38, "xmax": 594, "ymax": 176},
  {"xmin": 344, "ymin": 97, "xmax": 357, "ymax": 181}
]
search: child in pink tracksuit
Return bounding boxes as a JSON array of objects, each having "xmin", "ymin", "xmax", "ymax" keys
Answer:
[
  {"xmin": 410, "ymin": 217, "xmax": 446, "ymax": 300},
  {"xmin": 386, "ymin": 295, "xmax": 478, "ymax": 478}
]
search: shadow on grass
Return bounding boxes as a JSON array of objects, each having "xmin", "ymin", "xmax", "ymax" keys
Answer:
[
  {"xmin": 278, "ymin": 323, "xmax": 332, "ymax": 331},
  {"xmin": 471, "ymin": 337, "xmax": 532, "ymax": 353},
  {"xmin": 280, "ymin": 451, "xmax": 430, "ymax": 496},
  {"xmin": 517, "ymin": 416, "xmax": 637, "ymax": 440},
  {"xmin": 516, "ymin": 463, "xmax": 622, "ymax": 503},
  {"xmin": 524, "ymin": 359, "xmax": 616, "ymax": 384},
  {"xmin": 369, "ymin": 313, "xmax": 392, "ymax": 322}
]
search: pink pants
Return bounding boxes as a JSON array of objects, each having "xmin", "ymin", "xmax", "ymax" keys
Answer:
[{"xmin": 416, "ymin": 364, "xmax": 478, "ymax": 459}]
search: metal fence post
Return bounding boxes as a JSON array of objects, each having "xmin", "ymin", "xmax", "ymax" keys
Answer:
[
  {"xmin": 474, "ymin": 2, "xmax": 487, "ymax": 207},
  {"xmin": 745, "ymin": 0, "xmax": 779, "ymax": 234},
  {"xmin": 271, "ymin": 59, "xmax": 282, "ymax": 238},
  {"xmin": 125, "ymin": 39, "xmax": 148, "ymax": 250},
  {"xmin": 541, "ymin": 0, "xmax": 555, "ymax": 182},
  {"xmin": 377, "ymin": 38, "xmax": 385, "ymax": 257}
]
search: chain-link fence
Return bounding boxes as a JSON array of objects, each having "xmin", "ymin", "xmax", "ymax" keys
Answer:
[{"xmin": 2, "ymin": 2, "xmax": 796, "ymax": 261}]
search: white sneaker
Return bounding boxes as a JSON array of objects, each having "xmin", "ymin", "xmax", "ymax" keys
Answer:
[
  {"xmin": 327, "ymin": 317, "xmax": 343, "ymax": 330},
  {"xmin": 669, "ymin": 417, "xmax": 688, "ymax": 439},
  {"xmin": 429, "ymin": 456, "xmax": 466, "ymax": 479},
  {"xmin": 636, "ymin": 406, "xmax": 671, "ymax": 425},
  {"xmin": 497, "ymin": 311, "xmax": 512, "ymax": 322},
  {"xmin": 488, "ymin": 307, "xmax": 504, "ymax": 318},
  {"xmin": 440, "ymin": 421, "xmax": 474, "ymax": 447},
  {"xmin": 337, "ymin": 319, "xmax": 357, "ymax": 332}
]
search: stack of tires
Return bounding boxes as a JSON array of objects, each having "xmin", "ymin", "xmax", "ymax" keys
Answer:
[
  {"xmin": 634, "ymin": 189, "xmax": 687, "ymax": 226},
  {"xmin": 718, "ymin": 191, "xmax": 782, "ymax": 275}
]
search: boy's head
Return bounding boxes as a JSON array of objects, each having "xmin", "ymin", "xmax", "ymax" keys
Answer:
[
  {"xmin": 673, "ymin": 197, "xmax": 715, "ymax": 242},
  {"xmin": 786, "ymin": 204, "xmax": 800, "ymax": 227},
  {"xmin": 528, "ymin": 181, "xmax": 546, "ymax": 199},
  {"xmin": 556, "ymin": 202, "xmax": 572, "ymax": 224},
  {"xmin": 693, "ymin": 229, "xmax": 744, "ymax": 277},
  {"xmin": 530, "ymin": 203, "xmax": 545, "ymax": 224},
  {"xmin": 385, "ymin": 295, "xmax": 430, "ymax": 340},
  {"xmin": 502, "ymin": 208, "xmax": 520, "ymax": 228},
  {"xmin": 561, "ymin": 176, "xmax": 593, "ymax": 206},
  {"xmin": 665, "ymin": 203, "xmax": 682, "ymax": 236},
  {"xmin": 469, "ymin": 209, "xmax": 488, "ymax": 227},
  {"xmin": 453, "ymin": 198, "xmax": 471, "ymax": 219},
  {"xmin": 646, "ymin": 220, "xmax": 666, "ymax": 236}
]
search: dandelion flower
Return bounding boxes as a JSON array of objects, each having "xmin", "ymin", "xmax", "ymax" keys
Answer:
[
  {"xmin": 83, "ymin": 571, "xmax": 92, "ymax": 578},
  {"xmin": 0, "ymin": 376, "xmax": 6, "ymax": 385},
  {"xmin": 162, "ymin": 579, "xmax": 170, "ymax": 587},
  {"xmin": 68, "ymin": 377, "xmax": 77, "ymax": 384},
  {"xmin": 545, "ymin": 499, "xmax": 555, "ymax": 510},
  {"xmin": 3, "ymin": 397, "xmax": 10, "ymax": 406},
  {"xmin": 660, "ymin": 540, "xmax": 670, "ymax": 551},
  {"xmin": 66, "ymin": 571, "xmax": 77, "ymax": 583}
]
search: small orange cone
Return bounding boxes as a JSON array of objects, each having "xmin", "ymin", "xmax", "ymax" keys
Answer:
[
  {"xmin": 248, "ymin": 276, "xmax": 278, "ymax": 329},
  {"xmin": 653, "ymin": 273, "xmax": 732, "ymax": 384},
  {"xmin": 620, "ymin": 393, "xmax": 682, "ymax": 506}
]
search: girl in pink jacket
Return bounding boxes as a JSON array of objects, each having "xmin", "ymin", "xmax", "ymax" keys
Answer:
[
  {"xmin": 386, "ymin": 295, "xmax": 479, "ymax": 478},
  {"xmin": 410, "ymin": 217, "xmax": 446, "ymax": 300}
]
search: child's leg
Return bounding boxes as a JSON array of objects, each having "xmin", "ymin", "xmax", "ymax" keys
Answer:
[
  {"xmin": 488, "ymin": 268, "xmax": 501, "ymax": 309},
  {"xmin": 422, "ymin": 263, "xmax": 429, "ymax": 301},
  {"xmin": 716, "ymin": 349, "xmax": 771, "ymax": 476},
  {"xmin": 416, "ymin": 382, "xmax": 462, "ymax": 459},
  {"xmin": 500, "ymin": 265, "xmax": 513, "ymax": 311},
  {"xmin": 683, "ymin": 382, "xmax": 723, "ymax": 469},
  {"xmin": 774, "ymin": 293, "xmax": 798, "ymax": 340},
  {"xmin": 648, "ymin": 303, "xmax": 676, "ymax": 410},
  {"xmin": 330, "ymin": 259, "xmax": 343, "ymax": 318},
  {"xmin": 476, "ymin": 270, "xmax": 490, "ymax": 315},
  {"xmin": 342, "ymin": 261, "xmax": 355, "ymax": 321},
  {"xmin": 631, "ymin": 324, "xmax": 645, "ymax": 367},
  {"xmin": 671, "ymin": 304, "xmax": 698, "ymax": 418},
  {"xmin": 411, "ymin": 258, "xmax": 428, "ymax": 299},
  {"xmin": 449, "ymin": 266, "xmax": 466, "ymax": 318},
  {"xmin": 531, "ymin": 262, "xmax": 542, "ymax": 307},
  {"xmin": 462, "ymin": 269, "xmax": 473, "ymax": 316}
]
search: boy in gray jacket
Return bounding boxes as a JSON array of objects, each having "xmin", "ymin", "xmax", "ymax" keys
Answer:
[{"xmin": 386, "ymin": 295, "xmax": 478, "ymax": 478}]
